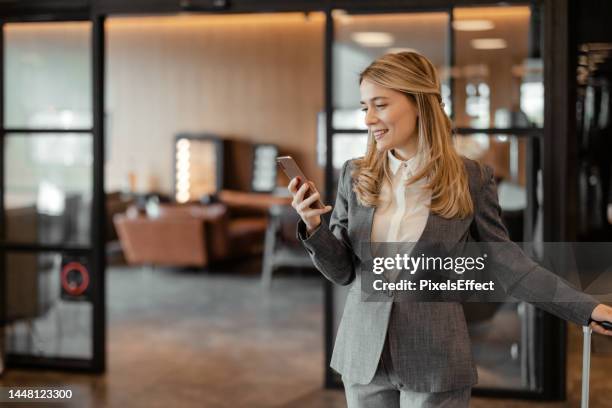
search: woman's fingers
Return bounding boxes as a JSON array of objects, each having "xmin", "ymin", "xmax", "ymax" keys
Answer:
[
  {"xmin": 288, "ymin": 177, "xmax": 300, "ymax": 194},
  {"xmin": 294, "ymin": 182, "xmax": 310, "ymax": 203},
  {"xmin": 291, "ymin": 182, "xmax": 309, "ymax": 210},
  {"xmin": 288, "ymin": 179, "xmax": 331, "ymax": 222},
  {"xmin": 590, "ymin": 321, "xmax": 612, "ymax": 336},
  {"xmin": 307, "ymin": 181, "xmax": 318, "ymax": 193},
  {"xmin": 297, "ymin": 191, "xmax": 321, "ymax": 212},
  {"xmin": 302, "ymin": 206, "xmax": 333, "ymax": 219},
  {"xmin": 590, "ymin": 305, "xmax": 612, "ymax": 336}
]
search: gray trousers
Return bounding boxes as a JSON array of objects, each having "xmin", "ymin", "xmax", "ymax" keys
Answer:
[{"xmin": 342, "ymin": 339, "xmax": 471, "ymax": 408}]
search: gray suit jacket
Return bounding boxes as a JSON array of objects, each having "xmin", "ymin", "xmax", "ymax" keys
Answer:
[{"xmin": 298, "ymin": 157, "xmax": 599, "ymax": 392}]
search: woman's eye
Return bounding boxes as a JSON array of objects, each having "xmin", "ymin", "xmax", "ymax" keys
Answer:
[{"xmin": 360, "ymin": 104, "xmax": 385, "ymax": 112}]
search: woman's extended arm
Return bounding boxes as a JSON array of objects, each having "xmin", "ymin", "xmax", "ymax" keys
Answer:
[
  {"xmin": 473, "ymin": 164, "xmax": 603, "ymax": 327},
  {"xmin": 292, "ymin": 160, "xmax": 355, "ymax": 286}
]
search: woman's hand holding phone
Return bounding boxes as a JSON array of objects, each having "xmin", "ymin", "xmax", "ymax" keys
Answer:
[
  {"xmin": 590, "ymin": 304, "xmax": 612, "ymax": 336},
  {"xmin": 288, "ymin": 177, "xmax": 332, "ymax": 234}
]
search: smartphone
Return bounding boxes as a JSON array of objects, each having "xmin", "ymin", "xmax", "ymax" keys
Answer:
[{"xmin": 276, "ymin": 156, "xmax": 325, "ymax": 209}]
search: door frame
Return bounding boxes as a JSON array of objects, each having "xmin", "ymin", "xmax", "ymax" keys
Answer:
[{"xmin": 0, "ymin": 13, "xmax": 106, "ymax": 373}]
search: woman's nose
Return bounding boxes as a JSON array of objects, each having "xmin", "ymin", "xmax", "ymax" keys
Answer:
[{"xmin": 364, "ymin": 109, "xmax": 378, "ymax": 125}]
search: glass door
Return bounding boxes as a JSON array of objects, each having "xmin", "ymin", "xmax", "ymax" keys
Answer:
[
  {"xmin": 324, "ymin": 6, "xmax": 453, "ymax": 389},
  {"xmin": 0, "ymin": 19, "xmax": 105, "ymax": 372},
  {"xmin": 324, "ymin": 3, "xmax": 550, "ymax": 398}
]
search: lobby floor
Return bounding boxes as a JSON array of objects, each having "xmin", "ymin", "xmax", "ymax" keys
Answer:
[{"xmin": 1, "ymin": 260, "xmax": 611, "ymax": 407}]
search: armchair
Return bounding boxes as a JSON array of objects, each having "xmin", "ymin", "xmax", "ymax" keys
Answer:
[
  {"xmin": 113, "ymin": 194, "xmax": 288, "ymax": 269},
  {"xmin": 114, "ymin": 203, "xmax": 225, "ymax": 268}
]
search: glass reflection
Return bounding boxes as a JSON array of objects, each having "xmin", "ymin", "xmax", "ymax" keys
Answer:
[
  {"xmin": 333, "ymin": 11, "xmax": 450, "ymax": 122},
  {"xmin": 577, "ymin": 42, "xmax": 612, "ymax": 239},
  {"xmin": 456, "ymin": 133, "xmax": 539, "ymax": 390},
  {"xmin": 333, "ymin": 133, "xmax": 368, "ymax": 169},
  {"xmin": 4, "ymin": 252, "xmax": 93, "ymax": 359},
  {"xmin": 466, "ymin": 82, "xmax": 490, "ymax": 128},
  {"xmin": 4, "ymin": 22, "xmax": 92, "ymax": 129},
  {"xmin": 3, "ymin": 134, "xmax": 93, "ymax": 246},
  {"xmin": 453, "ymin": 5, "xmax": 542, "ymax": 129},
  {"xmin": 456, "ymin": 133, "xmax": 532, "ymax": 201}
]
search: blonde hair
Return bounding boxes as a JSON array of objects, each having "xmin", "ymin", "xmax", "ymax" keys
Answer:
[{"xmin": 353, "ymin": 51, "xmax": 473, "ymax": 219}]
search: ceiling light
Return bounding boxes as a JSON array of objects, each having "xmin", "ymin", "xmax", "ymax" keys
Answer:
[
  {"xmin": 331, "ymin": 9, "xmax": 352, "ymax": 23},
  {"xmin": 453, "ymin": 20, "xmax": 494, "ymax": 31},
  {"xmin": 471, "ymin": 38, "xmax": 507, "ymax": 50},
  {"xmin": 351, "ymin": 32, "xmax": 394, "ymax": 47}
]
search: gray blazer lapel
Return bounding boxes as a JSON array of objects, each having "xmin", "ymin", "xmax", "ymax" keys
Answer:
[
  {"xmin": 353, "ymin": 205, "xmax": 375, "ymax": 260},
  {"xmin": 421, "ymin": 212, "xmax": 472, "ymax": 246},
  {"xmin": 418, "ymin": 211, "xmax": 442, "ymax": 243}
]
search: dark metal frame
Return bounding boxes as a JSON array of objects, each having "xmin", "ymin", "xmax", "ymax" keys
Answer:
[
  {"xmin": 323, "ymin": 7, "xmax": 335, "ymax": 388},
  {"xmin": 0, "ymin": 21, "xmax": 5, "ymax": 334},
  {"xmin": 90, "ymin": 0, "xmax": 514, "ymax": 16},
  {"xmin": 0, "ymin": 14, "xmax": 105, "ymax": 373},
  {"xmin": 92, "ymin": 14, "xmax": 106, "ymax": 373},
  {"xmin": 538, "ymin": 0, "xmax": 575, "ymax": 400}
]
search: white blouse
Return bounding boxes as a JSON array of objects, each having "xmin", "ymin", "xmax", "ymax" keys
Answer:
[{"xmin": 370, "ymin": 150, "xmax": 432, "ymax": 244}]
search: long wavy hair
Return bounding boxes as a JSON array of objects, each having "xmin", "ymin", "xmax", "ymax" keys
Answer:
[{"xmin": 353, "ymin": 51, "xmax": 473, "ymax": 219}]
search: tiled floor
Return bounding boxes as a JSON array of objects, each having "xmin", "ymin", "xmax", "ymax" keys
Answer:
[{"xmin": 1, "ymin": 261, "xmax": 611, "ymax": 407}]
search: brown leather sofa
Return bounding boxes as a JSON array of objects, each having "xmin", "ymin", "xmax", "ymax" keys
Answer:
[
  {"xmin": 106, "ymin": 192, "xmax": 135, "ymax": 243},
  {"xmin": 113, "ymin": 191, "xmax": 290, "ymax": 268}
]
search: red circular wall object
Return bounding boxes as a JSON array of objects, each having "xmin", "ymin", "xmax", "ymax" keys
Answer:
[{"xmin": 61, "ymin": 262, "xmax": 90, "ymax": 296}]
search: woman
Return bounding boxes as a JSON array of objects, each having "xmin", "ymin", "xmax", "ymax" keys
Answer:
[{"xmin": 288, "ymin": 52, "xmax": 612, "ymax": 407}]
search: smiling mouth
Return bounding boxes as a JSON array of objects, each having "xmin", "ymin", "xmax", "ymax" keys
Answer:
[{"xmin": 373, "ymin": 129, "xmax": 388, "ymax": 139}]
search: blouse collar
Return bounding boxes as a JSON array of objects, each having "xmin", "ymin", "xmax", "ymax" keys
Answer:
[{"xmin": 387, "ymin": 149, "xmax": 421, "ymax": 176}]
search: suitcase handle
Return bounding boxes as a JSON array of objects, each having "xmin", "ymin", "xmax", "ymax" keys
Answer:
[{"xmin": 582, "ymin": 326, "xmax": 592, "ymax": 408}]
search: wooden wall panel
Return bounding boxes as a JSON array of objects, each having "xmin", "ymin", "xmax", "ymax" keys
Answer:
[{"xmin": 105, "ymin": 13, "xmax": 325, "ymax": 195}]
